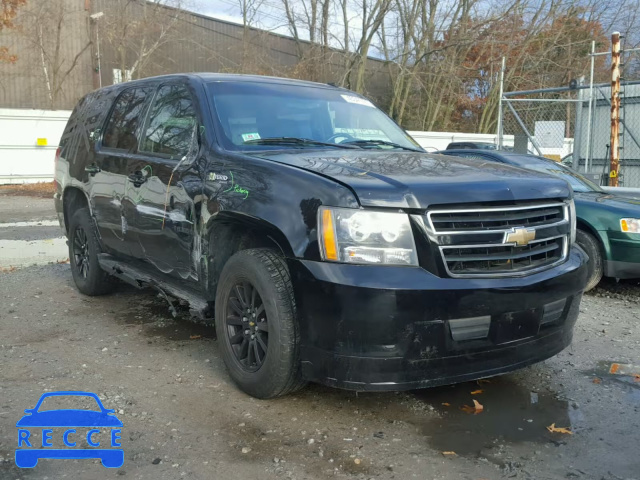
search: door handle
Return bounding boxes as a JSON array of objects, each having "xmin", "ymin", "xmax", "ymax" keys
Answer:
[
  {"xmin": 128, "ymin": 172, "xmax": 147, "ymax": 186},
  {"xmin": 85, "ymin": 165, "xmax": 101, "ymax": 176}
]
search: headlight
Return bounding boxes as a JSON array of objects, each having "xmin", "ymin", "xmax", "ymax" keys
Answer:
[
  {"xmin": 318, "ymin": 207, "xmax": 418, "ymax": 265},
  {"xmin": 620, "ymin": 218, "xmax": 640, "ymax": 233},
  {"xmin": 569, "ymin": 199, "xmax": 577, "ymax": 244}
]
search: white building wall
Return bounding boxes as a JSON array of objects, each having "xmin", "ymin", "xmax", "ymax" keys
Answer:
[
  {"xmin": 0, "ymin": 110, "xmax": 574, "ymax": 184},
  {"xmin": 0, "ymin": 109, "xmax": 71, "ymax": 184}
]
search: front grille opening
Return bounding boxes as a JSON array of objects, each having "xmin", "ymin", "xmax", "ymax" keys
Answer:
[
  {"xmin": 445, "ymin": 238, "xmax": 564, "ymax": 275},
  {"xmin": 430, "ymin": 205, "xmax": 565, "ymax": 232}
]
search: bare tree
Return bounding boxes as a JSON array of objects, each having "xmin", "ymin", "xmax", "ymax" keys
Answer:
[
  {"xmin": 0, "ymin": 0, "xmax": 26, "ymax": 63},
  {"xmin": 346, "ymin": 0, "xmax": 392, "ymax": 93},
  {"xmin": 236, "ymin": 0, "xmax": 266, "ymax": 71},
  {"xmin": 18, "ymin": 0, "xmax": 91, "ymax": 109},
  {"xmin": 101, "ymin": 0, "xmax": 186, "ymax": 82}
]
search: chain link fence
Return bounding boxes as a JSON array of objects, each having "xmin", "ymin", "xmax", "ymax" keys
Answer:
[{"xmin": 500, "ymin": 81, "xmax": 640, "ymax": 188}]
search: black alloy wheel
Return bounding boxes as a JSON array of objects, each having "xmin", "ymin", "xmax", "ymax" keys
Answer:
[
  {"xmin": 225, "ymin": 281, "xmax": 269, "ymax": 371},
  {"xmin": 214, "ymin": 248, "xmax": 306, "ymax": 398},
  {"xmin": 68, "ymin": 207, "xmax": 115, "ymax": 296},
  {"xmin": 72, "ymin": 226, "xmax": 90, "ymax": 279}
]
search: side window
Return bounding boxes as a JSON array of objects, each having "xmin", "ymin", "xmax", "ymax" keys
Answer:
[
  {"xmin": 141, "ymin": 85, "xmax": 197, "ymax": 159},
  {"xmin": 103, "ymin": 88, "xmax": 150, "ymax": 151}
]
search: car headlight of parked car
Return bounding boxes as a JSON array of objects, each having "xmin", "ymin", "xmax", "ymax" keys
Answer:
[
  {"xmin": 318, "ymin": 207, "xmax": 418, "ymax": 265},
  {"xmin": 620, "ymin": 218, "xmax": 640, "ymax": 233},
  {"xmin": 569, "ymin": 199, "xmax": 577, "ymax": 244}
]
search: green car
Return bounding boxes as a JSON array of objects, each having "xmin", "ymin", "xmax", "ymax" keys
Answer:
[{"xmin": 440, "ymin": 150, "xmax": 640, "ymax": 291}]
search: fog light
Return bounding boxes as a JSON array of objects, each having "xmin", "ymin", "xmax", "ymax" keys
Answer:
[{"xmin": 344, "ymin": 246, "xmax": 414, "ymax": 265}]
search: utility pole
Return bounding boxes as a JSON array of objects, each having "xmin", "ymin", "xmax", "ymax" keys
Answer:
[
  {"xmin": 610, "ymin": 32, "xmax": 621, "ymax": 186},
  {"xmin": 496, "ymin": 57, "xmax": 506, "ymax": 148}
]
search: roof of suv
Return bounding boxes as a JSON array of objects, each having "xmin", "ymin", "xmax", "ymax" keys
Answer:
[{"xmin": 104, "ymin": 73, "xmax": 345, "ymax": 91}]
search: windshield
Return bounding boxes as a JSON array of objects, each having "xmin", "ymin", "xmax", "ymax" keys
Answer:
[
  {"xmin": 508, "ymin": 156, "xmax": 604, "ymax": 193},
  {"xmin": 207, "ymin": 81, "xmax": 421, "ymax": 151}
]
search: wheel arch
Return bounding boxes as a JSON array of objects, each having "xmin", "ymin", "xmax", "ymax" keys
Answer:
[
  {"xmin": 62, "ymin": 187, "xmax": 91, "ymax": 234},
  {"xmin": 576, "ymin": 218, "xmax": 608, "ymax": 257},
  {"xmin": 204, "ymin": 212, "xmax": 295, "ymax": 298}
]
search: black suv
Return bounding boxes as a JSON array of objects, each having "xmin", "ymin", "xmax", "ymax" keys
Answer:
[{"xmin": 54, "ymin": 74, "xmax": 588, "ymax": 398}]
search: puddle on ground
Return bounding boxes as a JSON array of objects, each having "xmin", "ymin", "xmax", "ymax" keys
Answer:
[
  {"xmin": 120, "ymin": 296, "xmax": 177, "ymax": 325},
  {"xmin": 0, "ymin": 238, "xmax": 68, "ymax": 268},
  {"xmin": 593, "ymin": 361, "xmax": 640, "ymax": 405},
  {"xmin": 413, "ymin": 377, "xmax": 575, "ymax": 457},
  {"xmin": 121, "ymin": 292, "xmax": 216, "ymax": 341},
  {"xmin": 144, "ymin": 321, "xmax": 216, "ymax": 341}
]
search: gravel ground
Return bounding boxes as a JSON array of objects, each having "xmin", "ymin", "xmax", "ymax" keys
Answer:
[
  {"xmin": 0, "ymin": 194, "xmax": 639, "ymax": 479},
  {"xmin": 0, "ymin": 267, "xmax": 639, "ymax": 480}
]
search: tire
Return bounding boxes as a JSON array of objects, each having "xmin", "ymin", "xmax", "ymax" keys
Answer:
[
  {"xmin": 576, "ymin": 229, "xmax": 604, "ymax": 292},
  {"xmin": 68, "ymin": 207, "xmax": 115, "ymax": 296},
  {"xmin": 215, "ymin": 248, "xmax": 306, "ymax": 398}
]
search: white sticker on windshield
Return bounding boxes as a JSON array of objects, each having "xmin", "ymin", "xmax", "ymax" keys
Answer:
[
  {"xmin": 242, "ymin": 132, "xmax": 261, "ymax": 142},
  {"xmin": 340, "ymin": 95, "xmax": 375, "ymax": 108}
]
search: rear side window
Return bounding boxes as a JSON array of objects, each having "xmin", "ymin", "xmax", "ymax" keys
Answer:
[
  {"xmin": 103, "ymin": 88, "xmax": 151, "ymax": 151},
  {"xmin": 140, "ymin": 85, "xmax": 197, "ymax": 159}
]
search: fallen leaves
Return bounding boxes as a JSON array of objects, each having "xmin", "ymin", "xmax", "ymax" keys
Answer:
[
  {"xmin": 56, "ymin": 258, "xmax": 70, "ymax": 264},
  {"xmin": 592, "ymin": 377, "xmax": 602, "ymax": 384},
  {"xmin": 547, "ymin": 423, "xmax": 573, "ymax": 435},
  {"xmin": 442, "ymin": 451, "xmax": 456, "ymax": 456},
  {"xmin": 0, "ymin": 266, "xmax": 17, "ymax": 273},
  {"xmin": 189, "ymin": 335, "xmax": 202, "ymax": 340},
  {"xmin": 461, "ymin": 399, "xmax": 484, "ymax": 414},
  {"xmin": 441, "ymin": 402, "xmax": 451, "ymax": 407},
  {"xmin": 470, "ymin": 389, "xmax": 483, "ymax": 395},
  {"xmin": 605, "ymin": 362, "xmax": 640, "ymax": 382},
  {"xmin": 0, "ymin": 181, "xmax": 55, "ymax": 198}
]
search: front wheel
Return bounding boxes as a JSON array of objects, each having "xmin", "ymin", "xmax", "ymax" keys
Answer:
[
  {"xmin": 215, "ymin": 248, "xmax": 306, "ymax": 398},
  {"xmin": 576, "ymin": 229, "xmax": 603, "ymax": 292}
]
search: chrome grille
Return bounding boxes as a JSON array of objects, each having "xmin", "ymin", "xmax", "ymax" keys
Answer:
[
  {"xmin": 428, "ymin": 203, "xmax": 566, "ymax": 233},
  {"xmin": 426, "ymin": 202, "xmax": 571, "ymax": 278},
  {"xmin": 442, "ymin": 236, "xmax": 566, "ymax": 275}
]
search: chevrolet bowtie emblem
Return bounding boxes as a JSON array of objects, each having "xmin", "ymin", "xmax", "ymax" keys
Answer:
[{"xmin": 505, "ymin": 227, "xmax": 536, "ymax": 246}]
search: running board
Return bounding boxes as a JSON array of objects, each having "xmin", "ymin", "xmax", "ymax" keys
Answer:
[{"xmin": 97, "ymin": 254, "xmax": 213, "ymax": 322}]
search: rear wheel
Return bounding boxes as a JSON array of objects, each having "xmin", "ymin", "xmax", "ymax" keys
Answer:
[
  {"xmin": 576, "ymin": 229, "xmax": 603, "ymax": 292},
  {"xmin": 68, "ymin": 208, "xmax": 114, "ymax": 296},
  {"xmin": 215, "ymin": 248, "xmax": 306, "ymax": 398}
]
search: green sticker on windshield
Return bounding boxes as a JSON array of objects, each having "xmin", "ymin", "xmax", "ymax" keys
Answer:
[{"xmin": 242, "ymin": 132, "xmax": 261, "ymax": 142}]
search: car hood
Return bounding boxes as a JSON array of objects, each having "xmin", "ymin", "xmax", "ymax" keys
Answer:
[
  {"xmin": 253, "ymin": 150, "xmax": 571, "ymax": 208},
  {"xmin": 575, "ymin": 191, "xmax": 640, "ymax": 214},
  {"xmin": 16, "ymin": 410, "xmax": 123, "ymax": 427}
]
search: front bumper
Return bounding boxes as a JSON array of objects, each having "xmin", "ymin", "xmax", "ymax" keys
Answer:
[
  {"xmin": 605, "ymin": 260, "xmax": 640, "ymax": 279},
  {"xmin": 605, "ymin": 236, "xmax": 640, "ymax": 279},
  {"xmin": 289, "ymin": 247, "xmax": 588, "ymax": 391}
]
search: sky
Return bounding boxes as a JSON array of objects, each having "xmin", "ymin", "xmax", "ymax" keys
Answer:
[
  {"xmin": 188, "ymin": 0, "xmax": 389, "ymax": 59},
  {"xmin": 193, "ymin": 0, "xmax": 297, "ymax": 37}
]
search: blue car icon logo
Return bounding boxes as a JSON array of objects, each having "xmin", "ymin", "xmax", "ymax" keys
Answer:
[{"xmin": 15, "ymin": 391, "xmax": 123, "ymax": 468}]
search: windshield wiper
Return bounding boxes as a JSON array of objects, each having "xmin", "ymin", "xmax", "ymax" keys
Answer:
[
  {"xmin": 244, "ymin": 137, "xmax": 359, "ymax": 149},
  {"xmin": 341, "ymin": 139, "xmax": 422, "ymax": 152}
]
